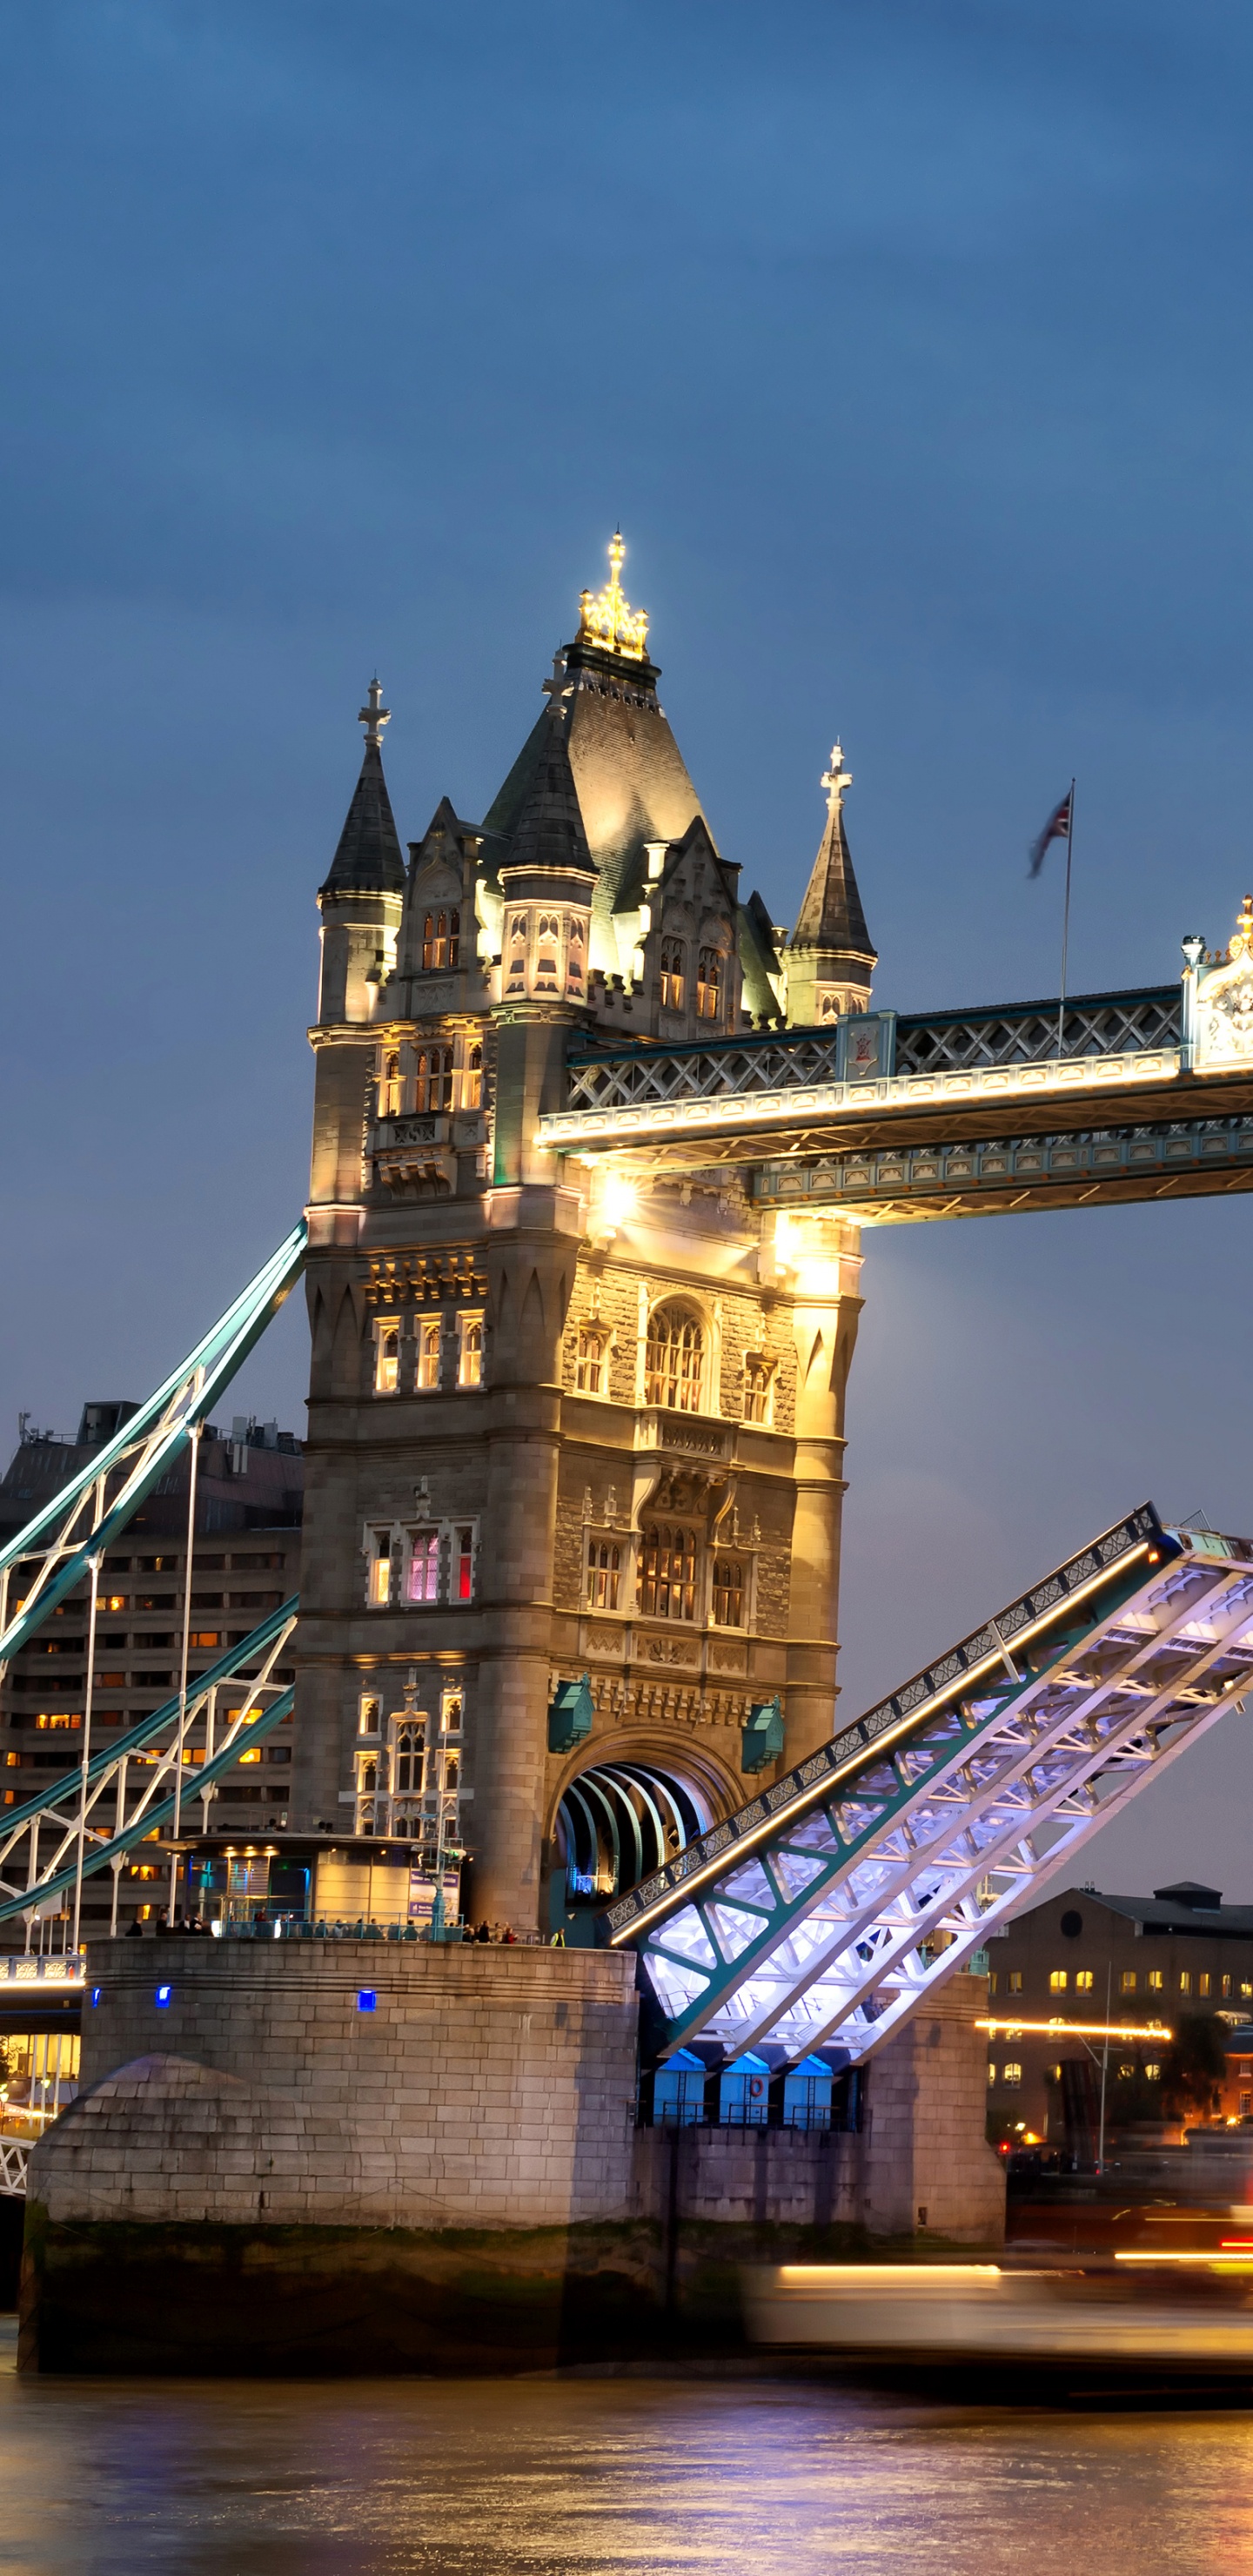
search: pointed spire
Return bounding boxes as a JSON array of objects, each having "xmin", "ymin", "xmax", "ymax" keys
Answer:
[
  {"xmin": 501, "ymin": 702, "xmax": 595, "ymax": 883},
  {"xmin": 789, "ymin": 741, "xmax": 874, "ymax": 962},
  {"xmin": 318, "ymin": 680, "xmax": 406, "ymax": 899}
]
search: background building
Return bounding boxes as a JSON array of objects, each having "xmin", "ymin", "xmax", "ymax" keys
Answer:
[
  {"xmin": 293, "ymin": 544, "xmax": 874, "ymax": 1935},
  {"xmin": 0, "ymin": 1405, "xmax": 302, "ymax": 1944},
  {"xmin": 987, "ymin": 1878, "xmax": 1253, "ymax": 2150}
]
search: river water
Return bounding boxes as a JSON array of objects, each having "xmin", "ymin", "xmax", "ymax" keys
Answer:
[{"xmin": 3, "ymin": 2324, "xmax": 1253, "ymax": 2575}]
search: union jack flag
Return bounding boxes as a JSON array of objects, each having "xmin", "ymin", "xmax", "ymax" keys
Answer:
[{"xmin": 1028, "ymin": 788, "xmax": 1073, "ymax": 879}]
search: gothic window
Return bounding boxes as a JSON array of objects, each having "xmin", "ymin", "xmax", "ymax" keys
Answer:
[
  {"xmin": 441, "ymin": 1687, "xmax": 464, "ymax": 1735},
  {"xmin": 453, "ymin": 1526, "xmax": 475, "ymax": 1602},
  {"xmin": 535, "ymin": 913, "xmax": 561, "ymax": 991},
  {"xmin": 422, "ymin": 909, "xmax": 460, "ymax": 971},
  {"xmin": 696, "ymin": 948, "xmax": 722, "ymax": 1020},
  {"xmin": 415, "ymin": 1046, "xmax": 454, "ymax": 1111},
  {"xmin": 566, "ymin": 918, "xmax": 584, "ymax": 989},
  {"xmin": 366, "ymin": 1530, "xmax": 393, "ymax": 1607},
  {"xmin": 358, "ymin": 1694, "xmax": 380, "ymax": 1736},
  {"xmin": 640, "ymin": 1525, "xmax": 698, "ymax": 1622},
  {"xmin": 406, "ymin": 1530, "xmax": 439, "ymax": 1604},
  {"xmin": 358, "ymin": 1760, "xmax": 379, "ymax": 1794},
  {"xmin": 457, "ymin": 1313, "xmax": 484, "ymax": 1388},
  {"xmin": 393, "ymin": 1725, "xmax": 423, "ymax": 1795},
  {"xmin": 660, "ymin": 938, "xmax": 686, "ymax": 1010},
  {"xmin": 646, "ymin": 1303, "xmax": 705, "ymax": 1412},
  {"xmin": 576, "ymin": 1325, "xmax": 607, "ymax": 1395},
  {"xmin": 416, "ymin": 1318, "xmax": 443, "ymax": 1391},
  {"xmin": 506, "ymin": 915, "xmax": 527, "ymax": 991},
  {"xmin": 820, "ymin": 992, "xmax": 841, "ymax": 1022},
  {"xmin": 462, "ymin": 1043, "xmax": 483, "ymax": 1110},
  {"xmin": 374, "ymin": 1322, "xmax": 399, "ymax": 1396},
  {"xmin": 379, "ymin": 1051, "xmax": 403, "ymax": 1117},
  {"xmin": 741, "ymin": 1355, "xmax": 774, "ymax": 1426},
  {"xmin": 586, "ymin": 1538, "xmax": 620, "ymax": 1612},
  {"xmin": 712, "ymin": 1557, "xmax": 745, "ymax": 1629}
]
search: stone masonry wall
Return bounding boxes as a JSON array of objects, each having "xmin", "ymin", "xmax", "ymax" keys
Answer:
[{"xmin": 54, "ymin": 1940, "xmax": 640, "ymax": 2230}]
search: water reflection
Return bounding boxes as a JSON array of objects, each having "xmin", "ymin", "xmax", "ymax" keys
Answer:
[{"xmin": 3, "ymin": 2320, "xmax": 1253, "ymax": 2575}]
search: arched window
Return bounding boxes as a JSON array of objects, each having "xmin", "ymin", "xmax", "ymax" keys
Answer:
[
  {"xmin": 367, "ymin": 1530, "xmax": 392, "ymax": 1607},
  {"xmin": 576, "ymin": 1325, "xmax": 607, "ymax": 1395},
  {"xmin": 820, "ymin": 992, "xmax": 841, "ymax": 1022},
  {"xmin": 374, "ymin": 1321, "xmax": 399, "ymax": 1396},
  {"xmin": 640, "ymin": 1525, "xmax": 698, "ymax": 1622},
  {"xmin": 457, "ymin": 1316, "xmax": 483, "ymax": 1389},
  {"xmin": 359, "ymin": 1761, "xmax": 378, "ymax": 1794},
  {"xmin": 415, "ymin": 1047, "xmax": 454, "ymax": 1111},
  {"xmin": 660, "ymin": 938, "xmax": 686, "ymax": 1010},
  {"xmin": 463, "ymin": 1043, "xmax": 483, "ymax": 1110},
  {"xmin": 422, "ymin": 909, "xmax": 460, "ymax": 971},
  {"xmin": 646, "ymin": 1304, "xmax": 705, "ymax": 1412},
  {"xmin": 712, "ymin": 1558, "xmax": 745, "ymax": 1628},
  {"xmin": 535, "ymin": 913, "xmax": 561, "ymax": 991},
  {"xmin": 379, "ymin": 1051, "xmax": 402, "ymax": 1117},
  {"xmin": 393, "ymin": 1726, "xmax": 422, "ymax": 1794},
  {"xmin": 586, "ymin": 1538, "xmax": 620, "ymax": 1611},
  {"xmin": 406, "ymin": 1530, "xmax": 439, "ymax": 1603},
  {"xmin": 696, "ymin": 948, "xmax": 722, "ymax": 1020},
  {"xmin": 742, "ymin": 1355, "xmax": 773, "ymax": 1425}
]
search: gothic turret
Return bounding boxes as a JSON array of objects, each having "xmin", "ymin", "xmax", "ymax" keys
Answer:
[
  {"xmin": 497, "ymin": 699, "xmax": 597, "ymax": 1009},
  {"xmin": 316, "ymin": 680, "xmax": 406, "ymax": 1025},
  {"xmin": 786, "ymin": 743, "xmax": 876, "ymax": 1026}
]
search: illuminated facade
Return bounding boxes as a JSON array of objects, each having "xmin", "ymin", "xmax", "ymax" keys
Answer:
[{"xmin": 293, "ymin": 542, "xmax": 874, "ymax": 1933}]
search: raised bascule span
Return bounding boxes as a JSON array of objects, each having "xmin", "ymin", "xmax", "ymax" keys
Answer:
[{"xmin": 601, "ymin": 1506, "xmax": 1253, "ymax": 2070}]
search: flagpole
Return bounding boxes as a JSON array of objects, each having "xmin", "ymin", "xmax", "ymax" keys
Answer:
[{"xmin": 1056, "ymin": 778, "xmax": 1076, "ymax": 1057}]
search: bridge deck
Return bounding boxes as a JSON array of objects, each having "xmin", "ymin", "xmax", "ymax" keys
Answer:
[{"xmin": 603, "ymin": 1508, "xmax": 1253, "ymax": 2070}]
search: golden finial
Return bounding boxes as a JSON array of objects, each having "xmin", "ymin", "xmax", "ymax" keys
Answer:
[
  {"xmin": 821, "ymin": 742, "xmax": 852, "ymax": 818},
  {"xmin": 1230, "ymin": 895, "xmax": 1253, "ymax": 962},
  {"xmin": 577, "ymin": 529, "xmax": 649, "ymax": 661}
]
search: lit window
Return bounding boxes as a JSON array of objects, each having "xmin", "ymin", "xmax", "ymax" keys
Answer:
[
  {"xmin": 1146, "ymin": 2063, "xmax": 1161, "ymax": 2082},
  {"xmin": 379, "ymin": 1050, "xmax": 402, "ymax": 1117},
  {"xmin": 1199, "ymin": 1972, "xmax": 1211, "ymax": 1998},
  {"xmin": 238, "ymin": 1747, "xmax": 261, "ymax": 1766},
  {"xmin": 1180, "ymin": 1971, "xmax": 1192, "ymax": 1996},
  {"xmin": 1002, "ymin": 2063, "xmax": 1022, "ymax": 2089},
  {"xmin": 1121, "ymin": 1969, "xmax": 1137, "ymax": 1994},
  {"xmin": 36, "ymin": 1714, "xmax": 78, "ymax": 1731},
  {"xmin": 696, "ymin": 946, "xmax": 722, "ymax": 1020},
  {"xmin": 742, "ymin": 1356, "xmax": 773, "ymax": 1425},
  {"xmin": 1243, "ymin": 1982, "xmax": 1253, "ymax": 2000},
  {"xmin": 463, "ymin": 1044, "xmax": 483, "ymax": 1110},
  {"xmin": 1075, "ymin": 1969, "xmax": 1095, "ymax": 1992},
  {"xmin": 4, "ymin": 1752, "xmax": 18, "ymax": 1768},
  {"xmin": 1118, "ymin": 2062, "xmax": 1135, "ymax": 2083},
  {"xmin": 660, "ymin": 937, "xmax": 686, "ymax": 1010},
  {"xmin": 640, "ymin": 1525, "xmax": 698, "ymax": 1623},
  {"xmin": 422, "ymin": 909, "xmax": 460, "ymax": 971},
  {"xmin": 454, "ymin": 1528, "xmax": 474, "ymax": 1603},
  {"xmin": 415, "ymin": 1046, "xmax": 454, "ymax": 1111},
  {"xmin": 393, "ymin": 1725, "xmax": 423, "ymax": 1794},
  {"xmin": 646, "ymin": 1304, "xmax": 705, "ymax": 1412},
  {"xmin": 1148, "ymin": 1969, "xmax": 1164, "ymax": 1991},
  {"xmin": 441, "ymin": 1690, "xmax": 463, "ymax": 1735},
  {"xmin": 406, "ymin": 1532, "xmax": 439, "ymax": 1604},
  {"xmin": 358, "ymin": 1695, "xmax": 380, "ymax": 1736},
  {"xmin": 368, "ymin": 1533, "xmax": 392, "ymax": 1607},
  {"xmin": 988, "ymin": 1971, "xmax": 998, "ymax": 1996},
  {"xmin": 188, "ymin": 1632, "xmax": 221, "ymax": 1650},
  {"xmin": 458, "ymin": 1314, "xmax": 484, "ymax": 1389},
  {"xmin": 1049, "ymin": 1970, "xmax": 1068, "ymax": 1993},
  {"xmin": 586, "ymin": 1539, "xmax": 620, "ymax": 1612},
  {"xmin": 1241, "ymin": 2091, "xmax": 1251, "ymax": 2118},
  {"xmin": 987, "ymin": 2063, "xmax": 996, "ymax": 2088},
  {"xmin": 1223, "ymin": 1975, "xmax": 1233, "ymax": 1999},
  {"xmin": 576, "ymin": 1326, "xmax": 607, "ymax": 1395},
  {"xmin": 1007, "ymin": 1970, "xmax": 1022, "ymax": 1994},
  {"xmin": 712, "ymin": 1558, "xmax": 745, "ymax": 1629},
  {"xmin": 417, "ymin": 1318, "xmax": 442, "ymax": 1392},
  {"xmin": 375, "ymin": 1322, "xmax": 399, "ymax": 1395},
  {"xmin": 820, "ymin": 992, "xmax": 841, "ymax": 1022}
]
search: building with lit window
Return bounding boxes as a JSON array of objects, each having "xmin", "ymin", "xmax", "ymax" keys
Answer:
[
  {"xmin": 985, "ymin": 1878, "xmax": 1253, "ymax": 2150},
  {"xmin": 292, "ymin": 540, "xmax": 874, "ymax": 1935},
  {"xmin": 0, "ymin": 1406, "xmax": 302, "ymax": 1943}
]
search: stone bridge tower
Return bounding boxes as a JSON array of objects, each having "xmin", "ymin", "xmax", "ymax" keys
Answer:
[{"xmin": 293, "ymin": 541, "xmax": 875, "ymax": 1935}]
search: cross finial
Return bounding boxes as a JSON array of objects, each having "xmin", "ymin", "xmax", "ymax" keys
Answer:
[
  {"xmin": 358, "ymin": 675, "xmax": 391, "ymax": 749},
  {"xmin": 541, "ymin": 648, "xmax": 569, "ymax": 712},
  {"xmin": 821, "ymin": 741, "xmax": 852, "ymax": 818}
]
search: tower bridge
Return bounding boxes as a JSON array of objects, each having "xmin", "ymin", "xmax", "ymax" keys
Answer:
[{"xmin": 8, "ymin": 533, "xmax": 1253, "ymax": 2160}]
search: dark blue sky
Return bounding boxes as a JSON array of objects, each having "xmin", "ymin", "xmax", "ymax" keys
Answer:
[{"xmin": 5, "ymin": 0, "xmax": 1253, "ymax": 1888}]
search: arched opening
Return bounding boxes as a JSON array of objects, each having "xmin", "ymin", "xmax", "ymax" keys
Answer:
[
  {"xmin": 553, "ymin": 1761, "xmax": 714, "ymax": 1941},
  {"xmin": 645, "ymin": 1301, "xmax": 706, "ymax": 1412}
]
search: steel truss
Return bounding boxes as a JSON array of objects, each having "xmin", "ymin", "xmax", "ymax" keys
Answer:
[
  {"xmin": 606, "ymin": 1509, "xmax": 1253, "ymax": 2070},
  {"xmin": 0, "ymin": 1222, "xmax": 306, "ymax": 1672},
  {"xmin": 0, "ymin": 1606, "xmax": 297, "ymax": 1928}
]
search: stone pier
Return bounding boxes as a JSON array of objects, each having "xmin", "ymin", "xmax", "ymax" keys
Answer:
[{"xmin": 19, "ymin": 1942, "xmax": 1002, "ymax": 2372}]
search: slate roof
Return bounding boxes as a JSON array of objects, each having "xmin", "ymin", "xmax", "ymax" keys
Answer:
[
  {"xmin": 500, "ymin": 707, "xmax": 595, "ymax": 881},
  {"xmin": 790, "ymin": 797, "xmax": 875, "ymax": 962},
  {"xmin": 319, "ymin": 741, "xmax": 406, "ymax": 899}
]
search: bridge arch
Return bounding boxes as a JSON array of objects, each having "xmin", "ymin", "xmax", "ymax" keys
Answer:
[{"xmin": 547, "ymin": 1741, "xmax": 737, "ymax": 1939}]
